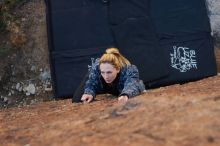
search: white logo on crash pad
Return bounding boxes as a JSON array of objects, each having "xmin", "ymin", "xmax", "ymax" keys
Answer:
[
  {"xmin": 170, "ymin": 46, "xmax": 197, "ymax": 72},
  {"xmin": 88, "ymin": 58, "xmax": 99, "ymax": 71}
]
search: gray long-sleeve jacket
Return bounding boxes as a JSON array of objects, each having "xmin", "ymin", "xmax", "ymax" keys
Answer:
[{"xmin": 84, "ymin": 59, "xmax": 145, "ymax": 98}]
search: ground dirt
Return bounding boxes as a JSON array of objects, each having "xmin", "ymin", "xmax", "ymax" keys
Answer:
[
  {"xmin": 0, "ymin": 0, "xmax": 53, "ymax": 108},
  {"xmin": 1, "ymin": 75, "xmax": 220, "ymax": 146}
]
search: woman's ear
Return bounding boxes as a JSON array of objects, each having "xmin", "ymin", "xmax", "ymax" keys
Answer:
[{"xmin": 116, "ymin": 68, "xmax": 120, "ymax": 73}]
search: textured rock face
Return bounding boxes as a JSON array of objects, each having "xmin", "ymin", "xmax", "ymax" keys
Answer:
[
  {"xmin": 0, "ymin": 75, "xmax": 220, "ymax": 146},
  {"xmin": 207, "ymin": 0, "xmax": 220, "ymax": 46},
  {"xmin": 207, "ymin": 0, "xmax": 220, "ymax": 72}
]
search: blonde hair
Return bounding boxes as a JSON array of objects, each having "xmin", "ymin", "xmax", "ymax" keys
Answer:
[{"xmin": 99, "ymin": 48, "xmax": 131, "ymax": 70}]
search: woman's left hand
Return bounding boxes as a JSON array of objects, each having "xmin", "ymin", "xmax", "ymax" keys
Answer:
[{"xmin": 118, "ymin": 95, "xmax": 128, "ymax": 103}]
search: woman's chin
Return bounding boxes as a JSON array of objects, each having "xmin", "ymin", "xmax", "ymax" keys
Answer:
[{"xmin": 105, "ymin": 80, "xmax": 112, "ymax": 83}]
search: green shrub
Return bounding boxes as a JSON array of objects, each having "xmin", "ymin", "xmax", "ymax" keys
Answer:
[{"xmin": 0, "ymin": 0, "xmax": 27, "ymax": 32}]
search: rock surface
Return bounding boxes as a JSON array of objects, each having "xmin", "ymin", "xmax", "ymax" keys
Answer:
[{"xmin": 1, "ymin": 75, "xmax": 220, "ymax": 146}]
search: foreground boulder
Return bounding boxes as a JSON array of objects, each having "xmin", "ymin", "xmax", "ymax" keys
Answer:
[{"xmin": 0, "ymin": 75, "xmax": 220, "ymax": 146}]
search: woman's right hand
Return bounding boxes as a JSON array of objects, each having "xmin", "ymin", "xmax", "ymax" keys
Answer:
[{"xmin": 81, "ymin": 94, "xmax": 93, "ymax": 103}]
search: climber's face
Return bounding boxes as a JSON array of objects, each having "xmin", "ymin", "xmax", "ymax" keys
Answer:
[{"xmin": 100, "ymin": 63, "xmax": 120, "ymax": 83}]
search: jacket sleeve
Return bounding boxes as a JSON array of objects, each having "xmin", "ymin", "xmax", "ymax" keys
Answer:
[
  {"xmin": 83, "ymin": 62, "xmax": 100, "ymax": 98},
  {"xmin": 120, "ymin": 65, "xmax": 145, "ymax": 98}
]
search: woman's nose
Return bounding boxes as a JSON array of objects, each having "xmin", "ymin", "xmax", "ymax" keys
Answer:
[{"xmin": 104, "ymin": 74, "xmax": 109, "ymax": 79}]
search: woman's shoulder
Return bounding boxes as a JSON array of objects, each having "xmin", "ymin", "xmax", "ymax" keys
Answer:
[
  {"xmin": 121, "ymin": 64, "xmax": 139, "ymax": 76},
  {"xmin": 123, "ymin": 64, "xmax": 138, "ymax": 71}
]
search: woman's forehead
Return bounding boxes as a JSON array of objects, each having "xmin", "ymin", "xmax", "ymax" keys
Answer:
[
  {"xmin": 100, "ymin": 63, "xmax": 116, "ymax": 70},
  {"xmin": 100, "ymin": 63, "xmax": 114, "ymax": 68}
]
